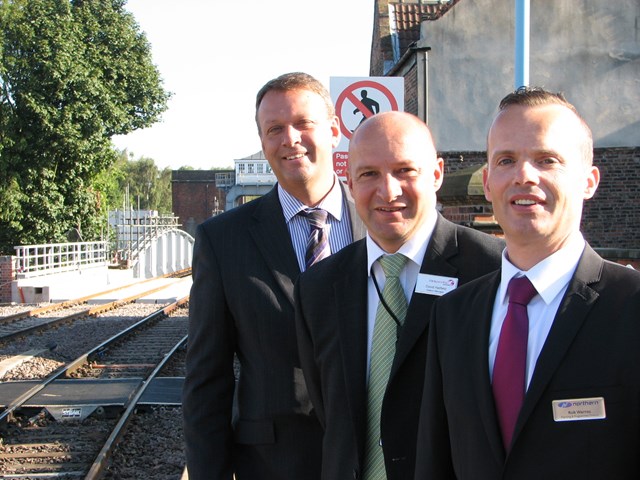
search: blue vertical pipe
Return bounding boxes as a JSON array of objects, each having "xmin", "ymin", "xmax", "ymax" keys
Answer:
[{"xmin": 515, "ymin": 0, "xmax": 530, "ymax": 88}]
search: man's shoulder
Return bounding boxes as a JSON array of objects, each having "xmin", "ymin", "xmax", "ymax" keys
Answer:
[
  {"xmin": 595, "ymin": 257, "xmax": 640, "ymax": 295},
  {"xmin": 451, "ymin": 221, "xmax": 504, "ymax": 250},
  {"xmin": 438, "ymin": 268, "xmax": 500, "ymax": 309},
  {"xmin": 300, "ymin": 239, "xmax": 367, "ymax": 281},
  {"xmin": 198, "ymin": 194, "xmax": 272, "ymax": 232}
]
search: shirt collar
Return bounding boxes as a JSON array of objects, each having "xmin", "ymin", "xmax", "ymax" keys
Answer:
[
  {"xmin": 278, "ymin": 175, "xmax": 344, "ymax": 222},
  {"xmin": 499, "ymin": 232, "xmax": 586, "ymax": 305},
  {"xmin": 366, "ymin": 211, "xmax": 438, "ymax": 275}
]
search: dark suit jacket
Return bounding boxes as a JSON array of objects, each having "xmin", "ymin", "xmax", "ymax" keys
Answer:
[
  {"xmin": 295, "ymin": 215, "xmax": 504, "ymax": 480},
  {"xmin": 415, "ymin": 245, "xmax": 640, "ymax": 480},
  {"xmin": 183, "ymin": 184, "xmax": 365, "ymax": 480}
]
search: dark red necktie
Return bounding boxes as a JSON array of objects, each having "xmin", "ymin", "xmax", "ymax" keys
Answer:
[{"xmin": 492, "ymin": 275, "xmax": 537, "ymax": 451}]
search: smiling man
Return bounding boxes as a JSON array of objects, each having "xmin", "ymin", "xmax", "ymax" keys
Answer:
[
  {"xmin": 414, "ymin": 87, "xmax": 640, "ymax": 480},
  {"xmin": 183, "ymin": 72, "xmax": 365, "ymax": 480},
  {"xmin": 295, "ymin": 111, "xmax": 503, "ymax": 480}
]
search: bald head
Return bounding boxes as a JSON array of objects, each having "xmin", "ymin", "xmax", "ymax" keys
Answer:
[
  {"xmin": 347, "ymin": 111, "xmax": 444, "ymax": 253},
  {"xmin": 350, "ymin": 111, "xmax": 437, "ymax": 164}
]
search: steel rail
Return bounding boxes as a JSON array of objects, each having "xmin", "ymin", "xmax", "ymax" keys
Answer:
[
  {"xmin": 0, "ymin": 277, "xmax": 190, "ymax": 344},
  {"xmin": 0, "ymin": 296, "xmax": 189, "ymax": 425},
  {"xmin": 85, "ymin": 334, "xmax": 188, "ymax": 479},
  {"xmin": 0, "ymin": 268, "xmax": 191, "ymax": 325}
]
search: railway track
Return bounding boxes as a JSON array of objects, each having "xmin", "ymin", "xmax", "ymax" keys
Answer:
[
  {"xmin": 0, "ymin": 298, "xmax": 189, "ymax": 479},
  {"xmin": 0, "ymin": 269, "xmax": 191, "ymax": 345}
]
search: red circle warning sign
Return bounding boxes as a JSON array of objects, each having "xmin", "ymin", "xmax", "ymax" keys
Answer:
[{"xmin": 335, "ymin": 80, "xmax": 400, "ymax": 140}]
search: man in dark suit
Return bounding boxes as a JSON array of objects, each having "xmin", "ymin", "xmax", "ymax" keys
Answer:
[
  {"xmin": 414, "ymin": 87, "xmax": 640, "ymax": 479},
  {"xmin": 183, "ymin": 72, "xmax": 365, "ymax": 480},
  {"xmin": 295, "ymin": 111, "xmax": 504, "ymax": 480}
]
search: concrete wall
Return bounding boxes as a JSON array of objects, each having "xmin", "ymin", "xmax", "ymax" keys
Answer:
[{"xmin": 420, "ymin": 0, "xmax": 640, "ymax": 151}]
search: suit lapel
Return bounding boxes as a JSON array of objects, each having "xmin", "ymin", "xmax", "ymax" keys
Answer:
[
  {"xmin": 512, "ymin": 246, "xmax": 602, "ymax": 445},
  {"xmin": 335, "ymin": 241, "xmax": 369, "ymax": 460},
  {"xmin": 469, "ymin": 271, "xmax": 507, "ymax": 464},
  {"xmin": 249, "ymin": 188, "xmax": 300, "ymax": 305},
  {"xmin": 391, "ymin": 216, "xmax": 459, "ymax": 376},
  {"xmin": 249, "ymin": 183, "xmax": 364, "ymax": 305}
]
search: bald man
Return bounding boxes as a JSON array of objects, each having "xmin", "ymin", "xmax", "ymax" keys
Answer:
[{"xmin": 295, "ymin": 112, "xmax": 504, "ymax": 480}]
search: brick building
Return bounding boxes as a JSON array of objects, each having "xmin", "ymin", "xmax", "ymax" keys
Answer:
[
  {"xmin": 369, "ymin": 0, "xmax": 640, "ymax": 266},
  {"xmin": 171, "ymin": 169, "xmax": 234, "ymax": 238}
]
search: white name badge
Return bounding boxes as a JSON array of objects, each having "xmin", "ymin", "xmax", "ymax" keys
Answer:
[
  {"xmin": 552, "ymin": 397, "xmax": 606, "ymax": 422},
  {"xmin": 415, "ymin": 274, "xmax": 458, "ymax": 296}
]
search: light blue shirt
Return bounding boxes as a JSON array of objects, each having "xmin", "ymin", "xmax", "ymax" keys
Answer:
[
  {"xmin": 488, "ymin": 233, "xmax": 586, "ymax": 389},
  {"xmin": 278, "ymin": 177, "xmax": 354, "ymax": 272}
]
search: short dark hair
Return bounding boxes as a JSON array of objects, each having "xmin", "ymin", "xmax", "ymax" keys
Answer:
[
  {"xmin": 497, "ymin": 86, "xmax": 593, "ymax": 164},
  {"xmin": 499, "ymin": 86, "xmax": 575, "ymax": 113},
  {"xmin": 255, "ymin": 72, "xmax": 335, "ymax": 131}
]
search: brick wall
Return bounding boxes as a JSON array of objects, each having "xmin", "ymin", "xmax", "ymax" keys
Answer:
[
  {"xmin": 0, "ymin": 256, "xmax": 16, "ymax": 303},
  {"xmin": 404, "ymin": 67, "xmax": 418, "ymax": 116},
  {"xmin": 583, "ymin": 147, "xmax": 640, "ymax": 249},
  {"xmin": 172, "ymin": 171, "xmax": 228, "ymax": 237},
  {"xmin": 370, "ymin": 0, "xmax": 391, "ymax": 76},
  {"xmin": 437, "ymin": 148, "xmax": 640, "ymax": 253}
]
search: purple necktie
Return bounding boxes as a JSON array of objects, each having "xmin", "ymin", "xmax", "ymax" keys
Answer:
[
  {"xmin": 492, "ymin": 275, "xmax": 537, "ymax": 451},
  {"xmin": 300, "ymin": 209, "xmax": 330, "ymax": 270}
]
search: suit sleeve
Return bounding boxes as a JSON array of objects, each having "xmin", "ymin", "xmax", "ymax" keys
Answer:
[
  {"xmin": 294, "ymin": 275, "xmax": 326, "ymax": 427},
  {"xmin": 414, "ymin": 301, "xmax": 456, "ymax": 480},
  {"xmin": 183, "ymin": 224, "xmax": 237, "ymax": 480}
]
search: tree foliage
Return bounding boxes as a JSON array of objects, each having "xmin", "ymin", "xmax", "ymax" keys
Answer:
[
  {"xmin": 106, "ymin": 151, "xmax": 173, "ymax": 215},
  {"xmin": 0, "ymin": 0, "xmax": 170, "ymax": 254}
]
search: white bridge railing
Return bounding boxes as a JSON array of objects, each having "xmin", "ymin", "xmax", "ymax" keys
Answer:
[{"xmin": 14, "ymin": 241, "xmax": 109, "ymax": 278}]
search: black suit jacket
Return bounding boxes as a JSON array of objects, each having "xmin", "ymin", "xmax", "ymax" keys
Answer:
[
  {"xmin": 415, "ymin": 245, "xmax": 640, "ymax": 480},
  {"xmin": 295, "ymin": 215, "xmax": 504, "ymax": 480},
  {"xmin": 183, "ymin": 184, "xmax": 365, "ymax": 480}
]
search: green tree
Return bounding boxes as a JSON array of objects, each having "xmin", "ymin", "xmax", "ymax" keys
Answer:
[
  {"xmin": 106, "ymin": 151, "xmax": 172, "ymax": 215},
  {"xmin": 122, "ymin": 156, "xmax": 157, "ymax": 211},
  {"xmin": 156, "ymin": 167, "xmax": 173, "ymax": 215},
  {"xmin": 0, "ymin": 0, "xmax": 170, "ymax": 253}
]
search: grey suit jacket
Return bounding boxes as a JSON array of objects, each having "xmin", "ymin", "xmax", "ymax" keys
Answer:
[
  {"xmin": 295, "ymin": 215, "xmax": 504, "ymax": 480},
  {"xmin": 415, "ymin": 245, "xmax": 640, "ymax": 480},
  {"xmin": 183, "ymin": 184, "xmax": 365, "ymax": 480}
]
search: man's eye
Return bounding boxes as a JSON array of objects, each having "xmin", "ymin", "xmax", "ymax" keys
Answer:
[
  {"xmin": 397, "ymin": 168, "xmax": 419, "ymax": 177},
  {"xmin": 359, "ymin": 171, "xmax": 377, "ymax": 179},
  {"xmin": 267, "ymin": 126, "xmax": 282, "ymax": 135},
  {"xmin": 295, "ymin": 120, "xmax": 316, "ymax": 130},
  {"xmin": 540, "ymin": 157, "xmax": 558, "ymax": 165},
  {"xmin": 496, "ymin": 157, "xmax": 514, "ymax": 166}
]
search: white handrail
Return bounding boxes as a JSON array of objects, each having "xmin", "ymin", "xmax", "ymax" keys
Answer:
[{"xmin": 14, "ymin": 241, "xmax": 109, "ymax": 278}]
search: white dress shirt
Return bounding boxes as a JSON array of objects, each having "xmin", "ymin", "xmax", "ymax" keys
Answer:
[
  {"xmin": 278, "ymin": 177, "xmax": 354, "ymax": 272},
  {"xmin": 364, "ymin": 212, "xmax": 438, "ymax": 378},
  {"xmin": 488, "ymin": 233, "xmax": 586, "ymax": 389}
]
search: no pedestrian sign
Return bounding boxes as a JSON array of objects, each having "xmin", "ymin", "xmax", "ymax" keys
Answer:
[{"xmin": 330, "ymin": 77, "xmax": 404, "ymax": 178}]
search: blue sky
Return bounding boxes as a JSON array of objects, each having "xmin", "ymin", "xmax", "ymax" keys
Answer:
[{"xmin": 112, "ymin": 0, "xmax": 374, "ymax": 170}]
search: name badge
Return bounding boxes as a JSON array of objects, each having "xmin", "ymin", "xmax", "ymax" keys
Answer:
[
  {"xmin": 552, "ymin": 397, "xmax": 606, "ymax": 422},
  {"xmin": 415, "ymin": 274, "xmax": 458, "ymax": 296}
]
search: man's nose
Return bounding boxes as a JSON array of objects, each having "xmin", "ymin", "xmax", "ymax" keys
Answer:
[
  {"xmin": 378, "ymin": 174, "xmax": 403, "ymax": 202},
  {"xmin": 281, "ymin": 125, "xmax": 302, "ymax": 147},
  {"xmin": 514, "ymin": 160, "xmax": 540, "ymax": 185}
]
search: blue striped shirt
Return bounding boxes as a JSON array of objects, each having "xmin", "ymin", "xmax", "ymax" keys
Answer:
[{"xmin": 278, "ymin": 178, "xmax": 354, "ymax": 272}]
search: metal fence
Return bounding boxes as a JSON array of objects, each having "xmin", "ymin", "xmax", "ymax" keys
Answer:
[{"xmin": 14, "ymin": 241, "xmax": 109, "ymax": 278}]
